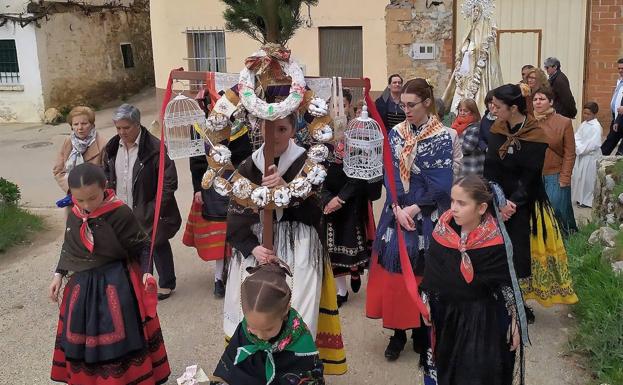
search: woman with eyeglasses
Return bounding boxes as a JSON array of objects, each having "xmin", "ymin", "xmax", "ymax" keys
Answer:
[{"xmin": 367, "ymin": 78, "xmax": 453, "ymax": 367}]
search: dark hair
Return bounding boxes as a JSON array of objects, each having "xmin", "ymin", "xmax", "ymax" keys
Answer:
[
  {"xmin": 241, "ymin": 263, "xmax": 292, "ymax": 317},
  {"xmin": 533, "ymin": 85, "xmax": 555, "ymax": 102},
  {"xmin": 402, "ymin": 78, "xmax": 436, "ymax": 115},
  {"xmin": 457, "ymin": 98, "xmax": 481, "ymax": 121},
  {"xmin": 68, "ymin": 163, "xmax": 107, "ymax": 191},
  {"xmin": 583, "ymin": 101, "xmax": 599, "ymax": 114},
  {"xmin": 388, "ymin": 74, "xmax": 403, "ymax": 85},
  {"xmin": 521, "ymin": 64, "xmax": 535, "ymax": 71},
  {"xmin": 617, "ymin": 58, "xmax": 623, "ymax": 65},
  {"xmin": 342, "ymin": 88, "xmax": 353, "ymax": 104},
  {"xmin": 454, "ymin": 175, "xmax": 493, "ymax": 212},
  {"xmin": 435, "ymin": 98, "xmax": 446, "ymax": 120},
  {"xmin": 484, "ymin": 89, "xmax": 495, "ymax": 106},
  {"xmin": 493, "ymin": 84, "xmax": 527, "ymax": 114}
]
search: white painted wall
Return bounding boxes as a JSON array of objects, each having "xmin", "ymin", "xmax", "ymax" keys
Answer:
[{"xmin": 0, "ymin": 21, "xmax": 45, "ymax": 122}]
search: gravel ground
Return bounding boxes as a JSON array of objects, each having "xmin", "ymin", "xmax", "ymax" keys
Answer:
[{"xmin": 0, "ymin": 89, "xmax": 590, "ymax": 384}]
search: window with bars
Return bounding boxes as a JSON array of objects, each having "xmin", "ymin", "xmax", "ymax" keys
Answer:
[
  {"xmin": 185, "ymin": 29, "xmax": 226, "ymax": 72},
  {"xmin": 0, "ymin": 39, "xmax": 20, "ymax": 84}
]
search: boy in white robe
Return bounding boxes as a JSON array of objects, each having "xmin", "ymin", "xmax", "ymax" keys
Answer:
[{"xmin": 572, "ymin": 102, "xmax": 602, "ymax": 208}]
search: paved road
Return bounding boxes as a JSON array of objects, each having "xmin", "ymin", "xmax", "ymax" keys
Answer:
[{"xmin": 0, "ymin": 89, "xmax": 589, "ymax": 384}]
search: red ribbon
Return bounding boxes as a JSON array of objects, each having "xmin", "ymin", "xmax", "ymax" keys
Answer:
[
  {"xmin": 244, "ymin": 46, "xmax": 291, "ymax": 81},
  {"xmin": 71, "ymin": 189, "xmax": 124, "ymax": 253},
  {"xmin": 363, "ymin": 79, "xmax": 430, "ymax": 320}
]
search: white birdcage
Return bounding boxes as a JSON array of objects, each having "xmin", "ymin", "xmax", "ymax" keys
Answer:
[
  {"xmin": 343, "ymin": 105, "xmax": 384, "ymax": 180},
  {"xmin": 163, "ymin": 94, "xmax": 207, "ymax": 159}
]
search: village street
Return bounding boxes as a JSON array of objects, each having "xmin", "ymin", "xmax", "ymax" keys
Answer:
[{"xmin": 0, "ymin": 89, "xmax": 590, "ymax": 384}]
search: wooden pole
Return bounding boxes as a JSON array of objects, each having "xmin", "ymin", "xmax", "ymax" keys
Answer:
[{"xmin": 262, "ymin": 120, "xmax": 275, "ymax": 251}]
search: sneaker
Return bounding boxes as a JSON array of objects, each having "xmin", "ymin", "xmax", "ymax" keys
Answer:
[
  {"xmin": 350, "ymin": 273, "xmax": 361, "ymax": 293},
  {"xmin": 384, "ymin": 330, "xmax": 407, "ymax": 361},
  {"xmin": 214, "ymin": 279, "xmax": 225, "ymax": 298},
  {"xmin": 336, "ymin": 292, "xmax": 349, "ymax": 308}
]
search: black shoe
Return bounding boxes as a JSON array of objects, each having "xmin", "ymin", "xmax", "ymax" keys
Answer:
[
  {"xmin": 384, "ymin": 330, "xmax": 407, "ymax": 361},
  {"xmin": 411, "ymin": 327, "xmax": 427, "ymax": 354},
  {"xmin": 336, "ymin": 292, "xmax": 349, "ymax": 308},
  {"xmin": 214, "ymin": 279, "xmax": 225, "ymax": 298},
  {"xmin": 350, "ymin": 273, "xmax": 361, "ymax": 293},
  {"xmin": 525, "ymin": 305, "xmax": 535, "ymax": 324},
  {"xmin": 157, "ymin": 288, "xmax": 173, "ymax": 301}
]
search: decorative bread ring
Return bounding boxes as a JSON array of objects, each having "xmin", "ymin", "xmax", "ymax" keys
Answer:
[
  {"xmin": 201, "ymin": 169, "xmax": 216, "ymax": 189},
  {"xmin": 289, "ymin": 177, "xmax": 312, "ymax": 198},
  {"xmin": 273, "ymin": 186, "xmax": 291, "ymax": 207},
  {"xmin": 308, "ymin": 144, "xmax": 330, "ymax": 163},
  {"xmin": 250, "ymin": 186, "xmax": 271, "ymax": 208},
  {"xmin": 213, "ymin": 177, "xmax": 232, "ymax": 197}
]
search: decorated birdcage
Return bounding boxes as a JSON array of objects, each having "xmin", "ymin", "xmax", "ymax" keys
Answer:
[
  {"xmin": 163, "ymin": 94, "xmax": 207, "ymax": 159},
  {"xmin": 343, "ymin": 105, "xmax": 383, "ymax": 180}
]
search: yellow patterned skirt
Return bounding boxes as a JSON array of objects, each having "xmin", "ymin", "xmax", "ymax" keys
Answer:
[
  {"xmin": 316, "ymin": 261, "xmax": 348, "ymax": 375},
  {"xmin": 521, "ymin": 203, "xmax": 578, "ymax": 307}
]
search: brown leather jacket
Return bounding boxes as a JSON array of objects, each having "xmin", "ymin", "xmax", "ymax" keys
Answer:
[
  {"xmin": 52, "ymin": 133, "xmax": 108, "ymax": 193},
  {"xmin": 541, "ymin": 113, "xmax": 576, "ymax": 186}
]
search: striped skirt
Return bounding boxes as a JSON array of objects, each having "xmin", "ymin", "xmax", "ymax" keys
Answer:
[{"xmin": 182, "ymin": 200, "xmax": 230, "ymax": 261}]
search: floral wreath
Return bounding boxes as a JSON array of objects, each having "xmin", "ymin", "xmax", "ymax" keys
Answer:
[
  {"xmin": 201, "ymin": 144, "xmax": 330, "ymax": 210},
  {"xmin": 238, "ymin": 51, "xmax": 306, "ymax": 121}
]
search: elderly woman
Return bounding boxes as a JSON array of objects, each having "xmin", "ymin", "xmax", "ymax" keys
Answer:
[
  {"xmin": 52, "ymin": 106, "xmax": 107, "ymax": 195},
  {"xmin": 102, "ymin": 104, "xmax": 182, "ymax": 300},
  {"xmin": 533, "ymin": 86, "xmax": 577, "ymax": 234}
]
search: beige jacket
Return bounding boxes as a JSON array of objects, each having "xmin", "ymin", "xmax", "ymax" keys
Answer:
[{"xmin": 52, "ymin": 133, "xmax": 108, "ymax": 193}]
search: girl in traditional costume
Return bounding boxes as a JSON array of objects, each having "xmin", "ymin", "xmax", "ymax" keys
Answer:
[
  {"xmin": 322, "ymin": 88, "xmax": 377, "ymax": 306},
  {"xmin": 533, "ymin": 86, "xmax": 578, "ymax": 234},
  {"xmin": 484, "ymin": 84, "xmax": 577, "ymax": 322},
  {"xmin": 184, "ymin": 130, "xmax": 252, "ymax": 297},
  {"xmin": 572, "ymin": 102, "xmax": 602, "ymax": 208},
  {"xmin": 214, "ymin": 262, "xmax": 324, "ymax": 385},
  {"xmin": 366, "ymin": 78, "xmax": 454, "ymax": 361},
  {"xmin": 421, "ymin": 175, "xmax": 524, "ymax": 385},
  {"xmin": 223, "ymin": 114, "xmax": 346, "ymax": 374},
  {"xmin": 49, "ymin": 163, "xmax": 170, "ymax": 385}
]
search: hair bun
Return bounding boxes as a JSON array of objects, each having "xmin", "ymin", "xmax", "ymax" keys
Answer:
[{"xmin": 246, "ymin": 260, "xmax": 293, "ymax": 277}]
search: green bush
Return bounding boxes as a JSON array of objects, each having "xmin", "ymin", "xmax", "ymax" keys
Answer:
[
  {"xmin": 567, "ymin": 224, "xmax": 623, "ymax": 384},
  {"xmin": 0, "ymin": 205, "xmax": 44, "ymax": 252},
  {"xmin": 0, "ymin": 177, "xmax": 21, "ymax": 206}
]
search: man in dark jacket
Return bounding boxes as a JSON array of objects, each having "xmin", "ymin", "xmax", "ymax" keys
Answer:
[
  {"xmin": 103, "ymin": 104, "xmax": 182, "ymax": 300},
  {"xmin": 601, "ymin": 58, "xmax": 623, "ymax": 155},
  {"xmin": 544, "ymin": 57, "xmax": 577, "ymax": 119},
  {"xmin": 375, "ymin": 74, "xmax": 405, "ymax": 129}
]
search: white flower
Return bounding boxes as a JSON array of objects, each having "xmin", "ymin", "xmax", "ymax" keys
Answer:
[
  {"xmin": 306, "ymin": 164, "xmax": 327, "ymax": 185},
  {"xmin": 213, "ymin": 177, "xmax": 232, "ymax": 196},
  {"xmin": 312, "ymin": 125, "xmax": 333, "ymax": 142},
  {"xmin": 206, "ymin": 114, "xmax": 229, "ymax": 132},
  {"xmin": 211, "ymin": 144, "xmax": 232, "ymax": 165},
  {"xmin": 273, "ymin": 186, "xmax": 291, "ymax": 207},
  {"xmin": 232, "ymin": 178, "xmax": 253, "ymax": 199},
  {"xmin": 308, "ymin": 97, "xmax": 329, "ymax": 117},
  {"xmin": 308, "ymin": 144, "xmax": 329, "ymax": 163},
  {"xmin": 250, "ymin": 186, "xmax": 270, "ymax": 207},
  {"xmin": 290, "ymin": 177, "xmax": 312, "ymax": 198},
  {"xmin": 201, "ymin": 169, "xmax": 216, "ymax": 189}
]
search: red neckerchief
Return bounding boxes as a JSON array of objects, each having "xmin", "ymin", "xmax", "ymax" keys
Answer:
[
  {"xmin": 71, "ymin": 189, "xmax": 125, "ymax": 253},
  {"xmin": 433, "ymin": 210, "xmax": 503, "ymax": 283},
  {"xmin": 451, "ymin": 114, "xmax": 477, "ymax": 136}
]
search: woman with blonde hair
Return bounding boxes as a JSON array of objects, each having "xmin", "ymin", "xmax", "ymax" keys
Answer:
[{"xmin": 52, "ymin": 106, "xmax": 107, "ymax": 196}]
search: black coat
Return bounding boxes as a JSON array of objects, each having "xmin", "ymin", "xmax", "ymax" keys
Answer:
[
  {"xmin": 549, "ymin": 71, "xmax": 577, "ymax": 119},
  {"xmin": 103, "ymin": 126, "xmax": 182, "ymax": 245},
  {"xmin": 483, "ymin": 120, "xmax": 548, "ymax": 278}
]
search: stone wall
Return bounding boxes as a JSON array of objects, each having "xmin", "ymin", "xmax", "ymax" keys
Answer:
[
  {"xmin": 35, "ymin": 6, "xmax": 154, "ymax": 111},
  {"xmin": 385, "ymin": 0, "xmax": 454, "ymax": 91},
  {"xmin": 583, "ymin": 0, "xmax": 623, "ymax": 131},
  {"xmin": 593, "ymin": 156, "xmax": 623, "ymax": 224}
]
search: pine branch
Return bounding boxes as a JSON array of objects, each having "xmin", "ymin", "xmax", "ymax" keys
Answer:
[{"xmin": 221, "ymin": 0, "xmax": 318, "ymax": 45}]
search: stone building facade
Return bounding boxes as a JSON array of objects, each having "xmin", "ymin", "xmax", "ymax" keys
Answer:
[
  {"xmin": 0, "ymin": 0, "xmax": 154, "ymax": 122},
  {"xmin": 385, "ymin": 1, "xmax": 455, "ymax": 92}
]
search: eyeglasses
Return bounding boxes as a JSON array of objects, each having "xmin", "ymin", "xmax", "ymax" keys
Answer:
[{"xmin": 398, "ymin": 101, "xmax": 424, "ymax": 111}]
